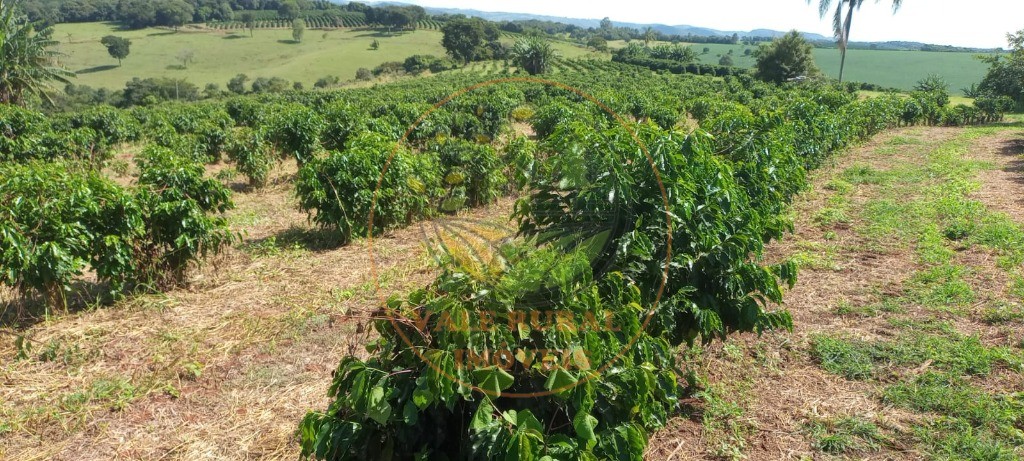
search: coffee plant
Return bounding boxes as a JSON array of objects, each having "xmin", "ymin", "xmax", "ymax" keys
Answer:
[
  {"xmin": 295, "ymin": 133, "xmax": 435, "ymax": 243},
  {"xmin": 227, "ymin": 127, "xmax": 275, "ymax": 188}
]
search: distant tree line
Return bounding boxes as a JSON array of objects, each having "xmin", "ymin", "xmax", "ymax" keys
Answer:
[
  {"xmin": 20, "ymin": 0, "xmax": 425, "ymax": 30},
  {"xmin": 22, "ymin": 0, "xmax": 233, "ymax": 26}
]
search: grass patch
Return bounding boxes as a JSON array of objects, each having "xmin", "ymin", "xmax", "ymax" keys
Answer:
[
  {"xmin": 841, "ymin": 164, "xmax": 890, "ymax": 185},
  {"xmin": 833, "ymin": 298, "xmax": 903, "ymax": 317},
  {"xmin": 811, "ymin": 331, "xmax": 1020, "ymax": 381},
  {"xmin": 982, "ymin": 301, "xmax": 1024, "ymax": 325},
  {"xmin": 804, "ymin": 416, "xmax": 889, "ymax": 454},
  {"xmin": 812, "ymin": 207, "xmax": 850, "ymax": 227},
  {"xmin": 883, "ymin": 372, "xmax": 1024, "ymax": 438},
  {"xmin": 789, "ymin": 241, "xmax": 841, "ymax": 271},
  {"xmin": 906, "ymin": 264, "xmax": 976, "ymax": 311}
]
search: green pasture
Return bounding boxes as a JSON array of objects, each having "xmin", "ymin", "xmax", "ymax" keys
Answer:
[
  {"xmin": 52, "ymin": 22, "xmax": 600, "ymax": 90},
  {"xmin": 610, "ymin": 40, "xmax": 992, "ymax": 95}
]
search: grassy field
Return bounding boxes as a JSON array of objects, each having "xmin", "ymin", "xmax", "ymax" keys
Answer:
[
  {"xmin": 609, "ymin": 40, "xmax": 991, "ymax": 95},
  {"xmin": 53, "ymin": 22, "xmax": 601, "ymax": 90},
  {"xmin": 696, "ymin": 43, "xmax": 992, "ymax": 95}
]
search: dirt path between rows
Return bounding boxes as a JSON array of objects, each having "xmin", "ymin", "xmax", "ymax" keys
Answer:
[{"xmin": 647, "ymin": 125, "xmax": 1024, "ymax": 460}]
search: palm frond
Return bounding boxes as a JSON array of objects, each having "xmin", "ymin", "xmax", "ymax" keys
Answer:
[{"xmin": 832, "ymin": 1, "xmax": 845, "ymax": 44}]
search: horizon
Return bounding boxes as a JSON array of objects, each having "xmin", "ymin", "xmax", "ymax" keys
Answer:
[{"xmin": 397, "ymin": 0, "xmax": 1023, "ymax": 49}]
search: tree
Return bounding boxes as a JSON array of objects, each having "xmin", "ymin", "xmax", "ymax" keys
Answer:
[
  {"xmin": 587, "ymin": 36, "xmax": 608, "ymax": 52},
  {"xmin": 977, "ymin": 30, "xmax": 1024, "ymax": 110},
  {"xmin": 116, "ymin": 0, "xmax": 157, "ymax": 29},
  {"xmin": 810, "ymin": 0, "xmax": 903, "ymax": 82},
  {"xmin": 227, "ymin": 73, "xmax": 248, "ymax": 93},
  {"xmin": 250, "ymin": 76, "xmax": 290, "ymax": 93},
  {"xmin": 177, "ymin": 49, "xmax": 195, "ymax": 68},
  {"xmin": 154, "ymin": 0, "xmax": 193, "ymax": 30},
  {"xmin": 291, "ymin": 18, "xmax": 305, "ymax": 42},
  {"xmin": 0, "ymin": 0, "xmax": 74, "ymax": 105},
  {"xmin": 370, "ymin": 39, "xmax": 379, "ymax": 50},
  {"xmin": 100, "ymin": 35, "xmax": 130, "ymax": 66},
  {"xmin": 511, "ymin": 37, "xmax": 556, "ymax": 75},
  {"xmin": 240, "ymin": 11, "xmax": 255, "ymax": 37},
  {"xmin": 643, "ymin": 26, "xmax": 656, "ymax": 46},
  {"xmin": 441, "ymin": 17, "xmax": 485, "ymax": 64},
  {"xmin": 754, "ymin": 30, "xmax": 819, "ymax": 83},
  {"xmin": 719, "ymin": 54, "xmax": 734, "ymax": 66},
  {"xmin": 377, "ymin": 5, "xmax": 423, "ymax": 33},
  {"xmin": 277, "ymin": 0, "xmax": 299, "ymax": 20},
  {"xmin": 599, "ymin": 17, "xmax": 612, "ymax": 30}
]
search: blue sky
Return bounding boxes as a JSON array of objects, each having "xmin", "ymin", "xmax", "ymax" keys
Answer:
[{"xmin": 402, "ymin": 0, "xmax": 1023, "ymax": 48}]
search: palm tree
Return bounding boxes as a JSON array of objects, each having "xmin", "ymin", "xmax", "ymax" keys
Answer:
[
  {"xmin": 511, "ymin": 37, "xmax": 556, "ymax": 75},
  {"xmin": 0, "ymin": 0, "xmax": 75, "ymax": 106},
  {"xmin": 810, "ymin": 0, "xmax": 902, "ymax": 82}
]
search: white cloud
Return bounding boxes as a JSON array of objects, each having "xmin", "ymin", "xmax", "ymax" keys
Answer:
[{"xmin": 403, "ymin": 0, "xmax": 1023, "ymax": 48}]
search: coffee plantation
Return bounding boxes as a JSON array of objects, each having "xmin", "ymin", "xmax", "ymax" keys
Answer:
[{"xmin": 0, "ymin": 61, "xmax": 1008, "ymax": 459}]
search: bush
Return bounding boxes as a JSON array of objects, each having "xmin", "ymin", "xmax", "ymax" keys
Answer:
[
  {"xmin": 251, "ymin": 77, "xmax": 291, "ymax": 93},
  {"xmin": 227, "ymin": 127, "xmax": 275, "ymax": 187},
  {"xmin": 315, "ymin": 75, "xmax": 341, "ymax": 89},
  {"xmin": 403, "ymin": 54, "xmax": 441, "ymax": 75},
  {"xmin": 0, "ymin": 162, "xmax": 141, "ymax": 307},
  {"xmin": 133, "ymin": 146, "xmax": 235, "ymax": 286},
  {"xmin": 425, "ymin": 138, "xmax": 505, "ymax": 212},
  {"xmin": 372, "ymin": 61, "xmax": 404, "ymax": 76},
  {"xmin": 295, "ymin": 133, "xmax": 435, "ymax": 243},
  {"xmin": 65, "ymin": 105, "xmax": 142, "ymax": 145},
  {"xmin": 267, "ymin": 103, "xmax": 325, "ymax": 165},
  {"xmin": 355, "ymin": 68, "xmax": 373, "ymax": 81}
]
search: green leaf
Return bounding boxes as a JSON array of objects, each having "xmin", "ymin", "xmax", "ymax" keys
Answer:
[
  {"xmin": 402, "ymin": 400, "xmax": 418, "ymax": 425},
  {"xmin": 544, "ymin": 367, "xmax": 577, "ymax": 394},
  {"xmin": 367, "ymin": 386, "xmax": 392, "ymax": 425},
  {"xmin": 412, "ymin": 387, "xmax": 434, "ymax": 409},
  {"xmin": 515, "ymin": 409, "xmax": 543, "ymax": 433},
  {"xmin": 473, "ymin": 366, "xmax": 514, "ymax": 396},
  {"xmin": 470, "ymin": 398, "xmax": 495, "ymax": 432},
  {"xmin": 505, "ymin": 430, "xmax": 537, "ymax": 461},
  {"xmin": 573, "ymin": 412, "xmax": 598, "ymax": 442}
]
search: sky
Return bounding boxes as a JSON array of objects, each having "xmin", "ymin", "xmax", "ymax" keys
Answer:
[{"xmin": 400, "ymin": 0, "xmax": 1023, "ymax": 49}]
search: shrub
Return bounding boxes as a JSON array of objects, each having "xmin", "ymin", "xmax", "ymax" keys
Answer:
[
  {"xmin": 65, "ymin": 105, "xmax": 142, "ymax": 145},
  {"xmin": 425, "ymin": 138, "xmax": 505, "ymax": 212},
  {"xmin": 133, "ymin": 146, "xmax": 235, "ymax": 286},
  {"xmin": 295, "ymin": 133, "xmax": 435, "ymax": 243},
  {"xmin": 320, "ymin": 101, "xmax": 368, "ymax": 152},
  {"xmin": 372, "ymin": 61, "xmax": 404, "ymax": 76},
  {"xmin": 315, "ymin": 75, "xmax": 341, "ymax": 89},
  {"xmin": 403, "ymin": 54, "xmax": 441, "ymax": 75},
  {"xmin": 355, "ymin": 68, "xmax": 373, "ymax": 81},
  {"xmin": 227, "ymin": 127, "xmax": 275, "ymax": 187},
  {"xmin": 298, "ymin": 252, "xmax": 682, "ymax": 460},
  {"xmin": 0, "ymin": 162, "xmax": 141, "ymax": 308},
  {"xmin": 267, "ymin": 103, "xmax": 325, "ymax": 165},
  {"xmin": 251, "ymin": 77, "xmax": 291, "ymax": 93}
]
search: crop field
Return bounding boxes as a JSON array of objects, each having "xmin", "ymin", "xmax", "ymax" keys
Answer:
[
  {"xmin": 2, "ymin": 53, "xmax": 1023, "ymax": 461},
  {"xmin": 51, "ymin": 22, "xmax": 601, "ymax": 90},
  {"xmin": 609, "ymin": 40, "xmax": 991, "ymax": 94}
]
